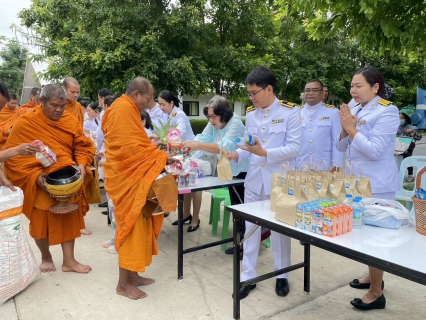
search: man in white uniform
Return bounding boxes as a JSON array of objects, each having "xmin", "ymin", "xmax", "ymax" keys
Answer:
[
  {"xmin": 297, "ymin": 79, "xmax": 343, "ymax": 169},
  {"xmin": 228, "ymin": 66, "xmax": 302, "ymax": 299}
]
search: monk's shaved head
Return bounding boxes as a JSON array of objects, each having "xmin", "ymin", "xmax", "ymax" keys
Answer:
[
  {"xmin": 63, "ymin": 77, "xmax": 80, "ymax": 89},
  {"xmin": 41, "ymin": 84, "xmax": 67, "ymax": 102},
  {"xmin": 126, "ymin": 77, "xmax": 151, "ymax": 95}
]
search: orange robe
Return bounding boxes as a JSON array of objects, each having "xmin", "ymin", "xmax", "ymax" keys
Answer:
[
  {"xmin": 20, "ymin": 100, "xmax": 37, "ymax": 113},
  {"xmin": 102, "ymin": 95, "xmax": 176, "ymax": 272},
  {"xmin": 4, "ymin": 106, "xmax": 95, "ymax": 245},
  {"xmin": 66, "ymin": 100, "xmax": 101, "ymax": 204},
  {"xmin": 0, "ymin": 106, "xmax": 21, "ymax": 150},
  {"xmin": 65, "ymin": 100, "xmax": 85, "ymax": 126}
]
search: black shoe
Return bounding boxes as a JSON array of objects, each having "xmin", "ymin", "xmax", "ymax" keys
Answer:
[
  {"xmin": 164, "ymin": 212, "xmax": 170, "ymax": 217},
  {"xmin": 350, "ymin": 279, "xmax": 384, "ymax": 290},
  {"xmin": 225, "ymin": 247, "xmax": 243, "ymax": 260},
  {"xmin": 275, "ymin": 278, "xmax": 289, "ymax": 297},
  {"xmin": 99, "ymin": 202, "xmax": 108, "ymax": 208},
  {"xmin": 101, "ymin": 211, "xmax": 108, "ymax": 215},
  {"xmin": 172, "ymin": 215, "xmax": 192, "ymax": 225},
  {"xmin": 232, "ymin": 284, "xmax": 256, "ymax": 300},
  {"xmin": 187, "ymin": 219, "xmax": 200, "ymax": 232},
  {"xmin": 350, "ymin": 294, "xmax": 386, "ymax": 310}
]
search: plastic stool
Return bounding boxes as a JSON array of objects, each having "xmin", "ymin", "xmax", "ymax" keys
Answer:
[{"xmin": 209, "ymin": 188, "xmax": 231, "ymax": 237}]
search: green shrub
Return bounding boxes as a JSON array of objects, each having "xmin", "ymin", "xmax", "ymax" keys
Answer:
[{"xmin": 190, "ymin": 119, "xmax": 209, "ymax": 134}]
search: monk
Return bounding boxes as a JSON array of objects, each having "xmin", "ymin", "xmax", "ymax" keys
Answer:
[
  {"xmin": 62, "ymin": 77, "xmax": 85, "ymax": 125},
  {"xmin": 20, "ymin": 87, "xmax": 41, "ymax": 113},
  {"xmin": 102, "ymin": 77, "xmax": 178, "ymax": 300},
  {"xmin": 0, "ymin": 93, "xmax": 21, "ymax": 150},
  {"xmin": 62, "ymin": 77, "xmax": 100, "ymax": 233},
  {"xmin": 4, "ymin": 84, "xmax": 94, "ymax": 274},
  {"xmin": 0, "ymin": 80, "xmax": 9, "ymax": 111}
]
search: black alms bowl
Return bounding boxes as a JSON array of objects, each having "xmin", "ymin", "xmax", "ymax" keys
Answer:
[{"xmin": 45, "ymin": 167, "xmax": 80, "ymax": 186}]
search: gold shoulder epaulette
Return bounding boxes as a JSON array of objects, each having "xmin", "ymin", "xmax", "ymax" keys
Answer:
[
  {"xmin": 299, "ymin": 105, "xmax": 304, "ymax": 109},
  {"xmin": 246, "ymin": 106, "xmax": 256, "ymax": 113},
  {"xmin": 324, "ymin": 103, "xmax": 335, "ymax": 109},
  {"xmin": 377, "ymin": 99, "xmax": 392, "ymax": 107},
  {"xmin": 279, "ymin": 100, "xmax": 297, "ymax": 108}
]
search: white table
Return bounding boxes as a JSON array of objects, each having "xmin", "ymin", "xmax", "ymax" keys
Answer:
[
  {"xmin": 228, "ymin": 200, "xmax": 426, "ymax": 320},
  {"xmin": 177, "ymin": 177, "xmax": 245, "ymax": 280}
]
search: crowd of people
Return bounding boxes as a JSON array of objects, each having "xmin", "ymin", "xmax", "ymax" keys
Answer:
[{"xmin": 0, "ymin": 64, "xmax": 412, "ymax": 311}]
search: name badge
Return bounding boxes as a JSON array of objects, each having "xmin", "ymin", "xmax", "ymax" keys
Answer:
[
  {"xmin": 271, "ymin": 118, "xmax": 284, "ymax": 124},
  {"xmin": 319, "ymin": 116, "xmax": 329, "ymax": 121},
  {"xmin": 357, "ymin": 120, "xmax": 366, "ymax": 125}
]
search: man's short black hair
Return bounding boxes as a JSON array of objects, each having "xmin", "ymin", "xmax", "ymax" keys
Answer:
[
  {"xmin": 98, "ymin": 88, "xmax": 113, "ymax": 98},
  {"xmin": 306, "ymin": 79, "xmax": 324, "ymax": 90},
  {"xmin": 245, "ymin": 66, "xmax": 276, "ymax": 93}
]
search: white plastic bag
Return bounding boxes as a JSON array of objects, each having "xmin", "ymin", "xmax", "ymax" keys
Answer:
[
  {"xmin": 362, "ymin": 198, "xmax": 414, "ymax": 229},
  {"xmin": 0, "ymin": 187, "xmax": 40, "ymax": 305},
  {"xmin": 186, "ymin": 157, "xmax": 212, "ymax": 176}
]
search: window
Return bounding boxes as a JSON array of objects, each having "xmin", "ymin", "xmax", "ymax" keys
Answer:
[{"xmin": 183, "ymin": 101, "xmax": 199, "ymax": 116}]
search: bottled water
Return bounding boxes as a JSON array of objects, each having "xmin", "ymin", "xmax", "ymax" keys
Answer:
[
  {"xmin": 235, "ymin": 137, "xmax": 246, "ymax": 148},
  {"xmin": 354, "ymin": 196, "xmax": 365, "ymax": 226},
  {"xmin": 352, "ymin": 198, "xmax": 363, "ymax": 229},
  {"xmin": 343, "ymin": 194, "xmax": 353, "ymax": 206}
]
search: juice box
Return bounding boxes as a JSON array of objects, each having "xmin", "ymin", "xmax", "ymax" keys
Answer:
[
  {"xmin": 322, "ymin": 207, "xmax": 337, "ymax": 237},
  {"xmin": 312, "ymin": 208, "xmax": 324, "ymax": 234},
  {"xmin": 303, "ymin": 205, "xmax": 314, "ymax": 232},
  {"xmin": 296, "ymin": 203, "xmax": 304, "ymax": 229}
]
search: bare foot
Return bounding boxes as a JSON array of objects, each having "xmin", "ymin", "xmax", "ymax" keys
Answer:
[
  {"xmin": 62, "ymin": 260, "xmax": 92, "ymax": 273},
  {"xmin": 358, "ymin": 276, "xmax": 371, "ymax": 284},
  {"xmin": 130, "ymin": 272, "xmax": 155, "ymax": 286},
  {"xmin": 39, "ymin": 257, "xmax": 56, "ymax": 273},
  {"xmin": 81, "ymin": 228, "xmax": 92, "ymax": 235},
  {"xmin": 116, "ymin": 282, "xmax": 147, "ymax": 300}
]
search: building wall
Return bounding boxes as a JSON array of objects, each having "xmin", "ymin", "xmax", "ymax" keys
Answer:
[{"xmin": 181, "ymin": 94, "xmax": 245, "ymax": 119}]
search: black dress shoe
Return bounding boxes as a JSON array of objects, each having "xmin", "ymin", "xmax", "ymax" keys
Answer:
[
  {"xmin": 172, "ymin": 215, "xmax": 192, "ymax": 225},
  {"xmin": 98, "ymin": 202, "xmax": 108, "ymax": 208},
  {"xmin": 187, "ymin": 219, "xmax": 200, "ymax": 232},
  {"xmin": 275, "ymin": 278, "xmax": 289, "ymax": 297},
  {"xmin": 350, "ymin": 279, "xmax": 384, "ymax": 290},
  {"xmin": 350, "ymin": 294, "xmax": 386, "ymax": 310},
  {"xmin": 225, "ymin": 247, "xmax": 243, "ymax": 260},
  {"xmin": 232, "ymin": 284, "xmax": 256, "ymax": 300},
  {"xmin": 101, "ymin": 211, "xmax": 108, "ymax": 215}
]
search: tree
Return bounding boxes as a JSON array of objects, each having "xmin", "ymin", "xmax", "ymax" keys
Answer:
[
  {"xmin": 0, "ymin": 40, "xmax": 28, "ymax": 98},
  {"xmin": 292, "ymin": 0, "xmax": 426, "ymax": 54}
]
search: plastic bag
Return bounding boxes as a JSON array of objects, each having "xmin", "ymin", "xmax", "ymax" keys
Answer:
[
  {"xmin": 187, "ymin": 157, "xmax": 212, "ymax": 176},
  {"xmin": 362, "ymin": 198, "xmax": 414, "ymax": 229},
  {"xmin": 0, "ymin": 187, "xmax": 40, "ymax": 305}
]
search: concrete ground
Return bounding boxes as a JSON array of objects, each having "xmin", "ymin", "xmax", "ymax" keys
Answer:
[{"xmin": 1, "ymin": 188, "xmax": 426, "ymax": 320}]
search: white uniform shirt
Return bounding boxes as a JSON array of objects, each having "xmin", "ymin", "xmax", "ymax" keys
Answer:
[
  {"xmin": 148, "ymin": 103, "xmax": 167, "ymax": 132},
  {"xmin": 297, "ymin": 102, "xmax": 343, "ymax": 168},
  {"xmin": 167, "ymin": 106, "xmax": 195, "ymax": 141},
  {"xmin": 237, "ymin": 98, "xmax": 302, "ymax": 195},
  {"xmin": 336, "ymin": 95, "xmax": 399, "ymax": 194}
]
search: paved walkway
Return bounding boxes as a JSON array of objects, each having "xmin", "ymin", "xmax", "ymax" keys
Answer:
[{"xmin": 2, "ymin": 189, "xmax": 426, "ymax": 319}]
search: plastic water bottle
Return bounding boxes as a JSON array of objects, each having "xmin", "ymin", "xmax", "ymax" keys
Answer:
[
  {"xmin": 236, "ymin": 137, "xmax": 246, "ymax": 148},
  {"xmin": 352, "ymin": 198, "xmax": 363, "ymax": 229},
  {"xmin": 354, "ymin": 196, "xmax": 365, "ymax": 226},
  {"xmin": 343, "ymin": 194, "xmax": 353, "ymax": 206}
]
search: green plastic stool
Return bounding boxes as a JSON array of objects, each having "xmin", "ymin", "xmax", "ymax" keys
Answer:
[{"xmin": 209, "ymin": 188, "xmax": 231, "ymax": 237}]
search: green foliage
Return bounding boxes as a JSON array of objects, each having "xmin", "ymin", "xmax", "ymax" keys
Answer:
[
  {"xmin": 189, "ymin": 119, "xmax": 209, "ymax": 135},
  {"xmin": 0, "ymin": 40, "xmax": 28, "ymax": 98}
]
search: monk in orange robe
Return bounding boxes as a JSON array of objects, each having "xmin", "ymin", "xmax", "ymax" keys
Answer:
[
  {"xmin": 4, "ymin": 84, "xmax": 94, "ymax": 274},
  {"xmin": 62, "ymin": 77, "xmax": 100, "ymax": 233},
  {"xmin": 103, "ymin": 77, "xmax": 178, "ymax": 299},
  {"xmin": 20, "ymin": 87, "xmax": 41, "ymax": 113},
  {"xmin": 0, "ymin": 93, "xmax": 21, "ymax": 150}
]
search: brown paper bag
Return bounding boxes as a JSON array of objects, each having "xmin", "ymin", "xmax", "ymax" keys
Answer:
[
  {"xmin": 217, "ymin": 149, "xmax": 233, "ymax": 181},
  {"xmin": 270, "ymin": 163, "xmax": 289, "ymax": 211},
  {"xmin": 352, "ymin": 162, "xmax": 372, "ymax": 197},
  {"xmin": 275, "ymin": 179, "xmax": 301, "ymax": 226},
  {"xmin": 310, "ymin": 173, "xmax": 328, "ymax": 199},
  {"xmin": 326, "ymin": 180, "xmax": 346, "ymax": 202}
]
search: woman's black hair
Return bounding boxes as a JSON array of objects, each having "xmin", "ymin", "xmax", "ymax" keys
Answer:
[
  {"xmin": 87, "ymin": 101, "xmax": 101, "ymax": 113},
  {"xmin": 355, "ymin": 66, "xmax": 385, "ymax": 98},
  {"xmin": 159, "ymin": 90, "xmax": 180, "ymax": 108},
  {"xmin": 400, "ymin": 112, "xmax": 412, "ymax": 125},
  {"xmin": 141, "ymin": 111, "xmax": 154, "ymax": 130},
  {"xmin": 203, "ymin": 95, "xmax": 233, "ymax": 123},
  {"xmin": 104, "ymin": 95, "xmax": 116, "ymax": 108}
]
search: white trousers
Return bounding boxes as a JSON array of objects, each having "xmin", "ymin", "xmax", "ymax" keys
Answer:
[{"xmin": 241, "ymin": 187, "xmax": 291, "ymax": 281}]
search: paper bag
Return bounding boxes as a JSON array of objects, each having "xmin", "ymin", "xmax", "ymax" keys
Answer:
[
  {"xmin": 326, "ymin": 180, "xmax": 346, "ymax": 203},
  {"xmin": 217, "ymin": 149, "xmax": 233, "ymax": 181},
  {"xmin": 270, "ymin": 162, "xmax": 289, "ymax": 211},
  {"xmin": 275, "ymin": 179, "xmax": 301, "ymax": 226},
  {"xmin": 352, "ymin": 162, "xmax": 372, "ymax": 198}
]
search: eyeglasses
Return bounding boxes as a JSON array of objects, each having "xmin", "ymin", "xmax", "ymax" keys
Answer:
[
  {"xmin": 304, "ymin": 88, "xmax": 323, "ymax": 93},
  {"xmin": 206, "ymin": 114, "xmax": 219, "ymax": 120},
  {"xmin": 246, "ymin": 88, "xmax": 265, "ymax": 98}
]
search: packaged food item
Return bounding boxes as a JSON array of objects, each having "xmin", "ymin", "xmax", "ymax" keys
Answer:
[
  {"xmin": 303, "ymin": 205, "xmax": 314, "ymax": 232},
  {"xmin": 323, "ymin": 207, "xmax": 337, "ymax": 237},
  {"xmin": 312, "ymin": 208, "xmax": 324, "ymax": 234},
  {"xmin": 295, "ymin": 203, "xmax": 304, "ymax": 229},
  {"xmin": 30, "ymin": 140, "xmax": 57, "ymax": 167},
  {"xmin": 415, "ymin": 188, "xmax": 426, "ymax": 200},
  {"xmin": 167, "ymin": 128, "xmax": 182, "ymax": 154}
]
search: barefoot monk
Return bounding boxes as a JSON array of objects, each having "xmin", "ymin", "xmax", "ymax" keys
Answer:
[
  {"xmin": 4, "ymin": 84, "xmax": 94, "ymax": 274},
  {"xmin": 102, "ymin": 77, "xmax": 178, "ymax": 300}
]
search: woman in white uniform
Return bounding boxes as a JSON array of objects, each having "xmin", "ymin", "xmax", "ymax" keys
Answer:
[{"xmin": 336, "ymin": 66, "xmax": 399, "ymax": 310}]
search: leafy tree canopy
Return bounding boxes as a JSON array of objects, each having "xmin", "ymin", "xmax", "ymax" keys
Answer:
[{"xmin": 0, "ymin": 40, "xmax": 28, "ymax": 99}]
